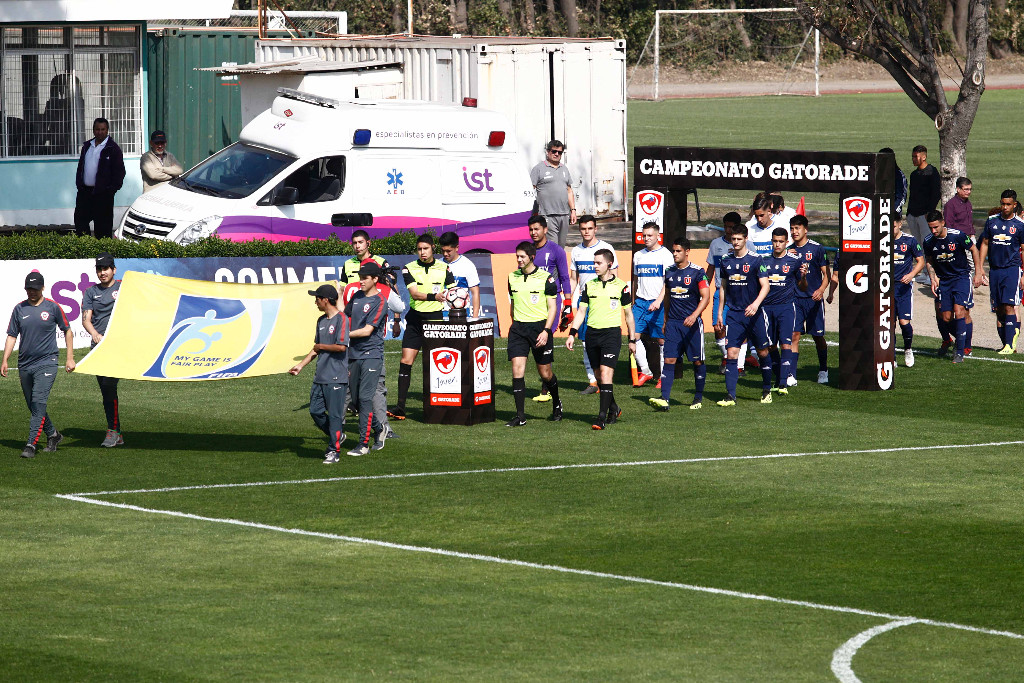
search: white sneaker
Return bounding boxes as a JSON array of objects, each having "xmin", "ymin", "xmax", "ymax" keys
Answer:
[
  {"xmin": 817, "ymin": 370, "xmax": 829, "ymax": 384},
  {"xmin": 904, "ymin": 348, "xmax": 915, "ymax": 367},
  {"xmin": 786, "ymin": 375, "xmax": 798, "ymax": 387}
]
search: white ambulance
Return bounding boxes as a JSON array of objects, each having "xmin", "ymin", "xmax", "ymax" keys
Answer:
[{"xmin": 118, "ymin": 89, "xmax": 535, "ymax": 252}]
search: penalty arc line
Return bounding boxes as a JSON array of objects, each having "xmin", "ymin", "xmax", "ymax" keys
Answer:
[
  {"xmin": 68, "ymin": 440, "xmax": 1024, "ymax": 497},
  {"xmin": 831, "ymin": 619, "xmax": 921, "ymax": 683},
  {"xmin": 54, "ymin": 493, "xmax": 1024, "ymax": 642}
]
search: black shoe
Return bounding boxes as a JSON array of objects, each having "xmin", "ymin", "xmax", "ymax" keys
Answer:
[
  {"xmin": 387, "ymin": 407, "xmax": 406, "ymax": 420},
  {"xmin": 548, "ymin": 403, "xmax": 563, "ymax": 422},
  {"xmin": 44, "ymin": 431, "xmax": 63, "ymax": 453},
  {"xmin": 606, "ymin": 405, "xmax": 622, "ymax": 424},
  {"xmin": 21, "ymin": 444, "xmax": 36, "ymax": 459},
  {"xmin": 505, "ymin": 416, "xmax": 527, "ymax": 427},
  {"xmin": 591, "ymin": 419, "xmax": 606, "ymax": 430},
  {"xmin": 580, "ymin": 384, "xmax": 598, "ymax": 395}
]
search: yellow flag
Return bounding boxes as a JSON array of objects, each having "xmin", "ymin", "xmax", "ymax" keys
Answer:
[{"xmin": 75, "ymin": 271, "xmax": 331, "ymax": 381}]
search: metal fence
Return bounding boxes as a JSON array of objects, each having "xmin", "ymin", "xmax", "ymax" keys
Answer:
[{"xmin": 150, "ymin": 11, "xmax": 347, "ymax": 37}]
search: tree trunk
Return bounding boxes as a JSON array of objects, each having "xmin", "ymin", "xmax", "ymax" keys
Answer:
[
  {"xmin": 952, "ymin": 0, "xmax": 969, "ymax": 54},
  {"xmin": 524, "ymin": 0, "xmax": 536, "ymax": 32},
  {"xmin": 937, "ymin": 116, "xmax": 970, "ymax": 203},
  {"xmin": 454, "ymin": 0, "xmax": 467, "ymax": 32},
  {"xmin": 545, "ymin": 0, "xmax": 558, "ymax": 33},
  {"xmin": 497, "ymin": 0, "xmax": 512, "ymax": 24},
  {"xmin": 559, "ymin": 0, "xmax": 579, "ymax": 36},
  {"xmin": 729, "ymin": 0, "xmax": 752, "ymax": 49},
  {"xmin": 392, "ymin": 0, "xmax": 405, "ymax": 33},
  {"xmin": 593, "ymin": 0, "xmax": 601, "ymax": 31}
]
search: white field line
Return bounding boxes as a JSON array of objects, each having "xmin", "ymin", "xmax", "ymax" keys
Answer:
[
  {"xmin": 54, "ymin": 493, "xmax": 1024, "ymax": 642},
  {"xmin": 68, "ymin": 440, "xmax": 1024, "ymax": 497},
  {"xmin": 831, "ymin": 619, "xmax": 921, "ymax": 683}
]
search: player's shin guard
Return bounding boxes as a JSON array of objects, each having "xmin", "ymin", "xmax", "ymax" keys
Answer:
[
  {"xmin": 716, "ymin": 337, "xmax": 727, "ymax": 357},
  {"xmin": 633, "ymin": 336, "xmax": 651, "ymax": 376},
  {"xmin": 965, "ymin": 321, "xmax": 974, "ymax": 350},
  {"xmin": 693, "ymin": 363, "xmax": 706, "ymax": 402},
  {"xmin": 769, "ymin": 348, "xmax": 781, "ymax": 385},
  {"xmin": 955, "ymin": 317, "xmax": 967, "ymax": 354},
  {"xmin": 724, "ymin": 358, "xmax": 738, "ymax": 398},
  {"xmin": 901, "ymin": 323, "xmax": 913, "ymax": 349},
  {"xmin": 512, "ymin": 377, "xmax": 526, "ymax": 418},
  {"xmin": 1005, "ymin": 315, "xmax": 1017, "ymax": 347},
  {"xmin": 397, "ymin": 363, "xmax": 412, "ymax": 409},
  {"xmin": 582, "ymin": 344, "xmax": 597, "ymax": 383},
  {"xmin": 790, "ymin": 350, "xmax": 799, "ymax": 375},
  {"xmin": 548, "ymin": 376, "xmax": 560, "ymax": 404},
  {"xmin": 598, "ymin": 384, "xmax": 613, "ymax": 420},
  {"xmin": 660, "ymin": 365, "xmax": 675, "ymax": 401},
  {"xmin": 815, "ymin": 338, "xmax": 828, "ymax": 371},
  {"xmin": 738, "ymin": 343, "xmax": 747, "ymax": 370},
  {"xmin": 780, "ymin": 349, "xmax": 793, "ymax": 383},
  {"xmin": 759, "ymin": 355, "xmax": 773, "ymax": 392}
]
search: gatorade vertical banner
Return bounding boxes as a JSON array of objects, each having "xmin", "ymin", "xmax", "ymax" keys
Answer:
[{"xmin": 838, "ymin": 194, "xmax": 894, "ymax": 390}]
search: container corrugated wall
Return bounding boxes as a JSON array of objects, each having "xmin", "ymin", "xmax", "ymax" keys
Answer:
[{"xmin": 147, "ymin": 30, "xmax": 256, "ymax": 171}]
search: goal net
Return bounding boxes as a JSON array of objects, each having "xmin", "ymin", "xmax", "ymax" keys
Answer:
[{"xmin": 632, "ymin": 8, "xmax": 820, "ymax": 100}]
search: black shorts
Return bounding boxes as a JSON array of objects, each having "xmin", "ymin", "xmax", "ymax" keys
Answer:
[
  {"xmin": 507, "ymin": 321, "xmax": 554, "ymax": 364},
  {"xmin": 584, "ymin": 327, "xmax": 622, "ymax": 370},
  {"xmin": 402, "ymin": 310, "xmax": 443, "ymax": 350}
]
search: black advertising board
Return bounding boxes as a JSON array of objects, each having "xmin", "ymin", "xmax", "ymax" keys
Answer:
[
  {"xmin": 421, "ymin": 318, "xmax": 496, "ymax": 425},
  {"xmin": 633, "ymin": 146, "xmax": 895, "ymax": 391}
]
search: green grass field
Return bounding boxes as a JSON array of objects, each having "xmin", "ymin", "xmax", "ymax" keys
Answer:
[
  {"xmin": 3, "ymin": 333, "xmax": 1024, "ymax": 680},
  {"xmin": 628, "ymin": 89, "xmax": 1021, "ymax": 218}
]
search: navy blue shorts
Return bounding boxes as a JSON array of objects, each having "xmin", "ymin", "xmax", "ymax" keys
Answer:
[
  {"xmin": 725, "ymin": 309, "xmax": 771, "ymax": 350},
  {"xmin": 664, "ymin": 318, "xmax": 705, "ymax": 363},
  {"xmin": 894, "ymin": 281, "xmax": 914, "ymax": 321},
  {"xmin": 763, "ymin": 303, "xmax": 795, "ymax": 346},
  {"xmin": 989, "ymin": 266, "xmax": 1022, "ymax": 309},
  {"xmin": 794, "ymin": 297, "xmax": 825, "ymax": 336},
  {"xmin": 937, "ymin": 276, "xmax": 973, "ymax": 312},
  {"xmin": 632, "ymin": 298, "xmax": 665, "ymax": 338}
]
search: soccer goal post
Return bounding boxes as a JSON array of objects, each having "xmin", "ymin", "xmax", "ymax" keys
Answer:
[{"xmin": 649, "ymin": 8, "xmax": 820, "ymax": 100}]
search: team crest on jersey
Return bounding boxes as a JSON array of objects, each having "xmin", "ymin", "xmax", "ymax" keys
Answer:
[
  {"xmin": 899, "ymin": 244, "xmax": 907, "ymax": 252},
  {"xmin": 782, "ymin": 265, "xmax": 790, "ymax": 273},
  {"xmin": 363, "ymin": 303, "xmax": 371, "ymax": 313},
  {"xmin": 742, "ymin": 264, "xmax": 750, "ymax": 273},
  {"xmin": 948, "ymin": 243, "xmax": 956, "ymax": 251},
  {"xmin": 111, "ymin": 291, "xmax": 119, "ymax": 300},
  {"xmin": 40, "ymin": 311, "xmax": 49, "ymax": 321},
  {"xmin": 530, "ymin": 293, "xmax": 540, "ymax": 304},
  {"xmin": 609, "ymin": 299, "xmax": 619, "ymax": 311},
  {"xmin": 1011, "ymin": 227, "xmax": 1017, "ymax": 235},
  {"xmin": 683, "ymin": 276, "xmax": 692, "ymax": 285},
  {"xmin": 805, "ymin": 252, "xmax": 813, "ymax": 261},
  {"xmin": 329, "ymin": 324, "xmax": 335, "ymax": 334}
]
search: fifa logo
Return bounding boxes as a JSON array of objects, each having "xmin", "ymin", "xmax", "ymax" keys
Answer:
[{"xmin": 144, "ymin": 295, "xmax": 280, "ymax": 380}]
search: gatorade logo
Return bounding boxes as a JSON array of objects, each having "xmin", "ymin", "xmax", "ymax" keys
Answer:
[
  {"xmin": 877, "ymin": 361, "xmax": 893, "ymax": 390},
  {"xmin": 846, "ymin": 265, "xmax": 869, "ymax": 294}
]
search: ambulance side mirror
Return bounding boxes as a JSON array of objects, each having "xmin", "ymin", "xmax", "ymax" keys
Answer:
[
  {"xmin": 331, "ymin": 213, "xmax": 374, "ymax": 227},
  {"xmin": 275, "ymin": 186, "xmax": 299, "ymax": 205}
]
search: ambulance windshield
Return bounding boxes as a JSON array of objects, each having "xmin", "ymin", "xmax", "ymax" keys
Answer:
[{"xmin": 174, "ymin": 142, "xmax": 295, "ymax": 199}]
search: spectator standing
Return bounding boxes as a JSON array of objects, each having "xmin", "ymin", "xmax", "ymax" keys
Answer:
[
  {"xmin": 944, "ymin": 177, "xmax": 976, "ymax": 273},
  {"xmin": 907, "ymin": 145, "xmax": 941, "ymax": 281},
  {"xmin": 140, "ymin": 130, "xmax": 183, "ymax": 193},
  {"xmin": 81, "ymin": 253, "xmax": 124, "ymax": 447},
  {"xmin": 74, "ymin": 117, "xmax": 125, "ymax": 238},
  {"xmin": 530, "ymin": 140, "xmax": 577, "ymax": 247}
]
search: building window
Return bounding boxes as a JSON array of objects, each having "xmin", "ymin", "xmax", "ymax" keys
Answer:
[{"xmin": 0, "ymin": 24, "xmax": 142, "ymax": 158}]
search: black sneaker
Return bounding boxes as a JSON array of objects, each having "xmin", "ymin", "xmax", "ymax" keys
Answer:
[
  {"xmin": 387, "ymin": 407, "xmax": 406, "ymax": 420},
  {"xmin": 505, "ymin": 416, "xmax": 527, "ymax": 427},
  {"xmin": 548, "ymin": 402, "xmax": 563, "ymax": 422},
  {"xmin": 591, "ymin": 419, "xmax": 606, "ymax": 430},
  {"xmin": 580, "ymin": 384, "xmax": 598, "ymax": 395},
  {"xmin": 44, "ymin": 431, "xmax": 63, "ymax": 453},
  {"xmin": 606, "ymin": 405, "xmax": 622, "ymax": 424},
  {"xmin": 21, "ymin": 444, "xmax": 36, "ymax": 459}
]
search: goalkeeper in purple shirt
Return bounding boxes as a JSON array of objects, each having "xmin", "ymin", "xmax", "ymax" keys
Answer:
[{"xmin": 528, "ymin": 215, "xmax": 571, "ymax": 402}]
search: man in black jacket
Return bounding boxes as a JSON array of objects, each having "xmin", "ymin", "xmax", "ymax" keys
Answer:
[{"xmin": 74, "ymin": 118, "xmax": 126, "ymax": 238}]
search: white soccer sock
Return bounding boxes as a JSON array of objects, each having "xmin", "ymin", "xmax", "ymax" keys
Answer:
[
  {"xmin": 633, "ymin": 337, "xmax": 652, "ymax": 376},
  {"xmin": 738, "ymin": 342, "xmax": 748, "ymax": 370},
  {"xmin": 659, "ymin": 343, "xmax": 665, "ymax": 372},
  {"xmin": 582, "ymin": 343, "xmax": 597, "ymax": 383},
  {"xmin": 716, "ymin": 337, "xmax": 727, "ymax": 356}
]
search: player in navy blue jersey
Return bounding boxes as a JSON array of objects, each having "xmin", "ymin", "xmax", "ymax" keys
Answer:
[
  {"xmin": 762, "ymin": 228, "xmax": 807, "ymax": 391},
  {"xmin": 924, "ymin": 210, "xmax": 981, "ymax": 363},
  {"xmin": 715, "ymin": 225, "xmax": 773, "ymax": 405},
  {"xmin": 649, "ymin": 237, "xmax": 711, "ymax": 411},
  {"xmin": 787, "ymin": 215, "xmax": 831, "ymax": 385},
  {"xmin": 891, "ymin": 213, "xmax": 926, "ymax": 367},
  {"xmin": 974, "ymin": 189, "xmax": 1024, "ymax": 354}
]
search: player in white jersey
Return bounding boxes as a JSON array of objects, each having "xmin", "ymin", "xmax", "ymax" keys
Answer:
[
  {"xmin": 439, "ymin": 231, "xmax": 482, "ymax": 318},
  {"xmin": 631, "ymin": 223, "xmax": 675, "ymax": 386},
  {"xmin": 570, "ymin": 215, "xmax": 618, "ymax": 394},
  {"xmin": 747, "ymin": 196, "xmax": 789, "ymax": 258}
]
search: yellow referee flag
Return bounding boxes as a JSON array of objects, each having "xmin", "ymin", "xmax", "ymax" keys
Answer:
[{"xmin": 75, "ymin": 271, "xmax": 331, "ymax": 381}]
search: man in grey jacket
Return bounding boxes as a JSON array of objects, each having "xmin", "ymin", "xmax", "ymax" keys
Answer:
[{"xmin": 140, "ymin": 130, "xmax": 184, "ymax": 193}]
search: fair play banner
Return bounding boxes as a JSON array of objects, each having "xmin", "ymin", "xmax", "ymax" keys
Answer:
[{"xmin": 75, "ymin": 271, "xmax": 327, "ymax": 381}]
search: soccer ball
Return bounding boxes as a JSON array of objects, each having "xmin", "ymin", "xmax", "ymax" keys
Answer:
[{"xmin": 445, "ymin": 287, "xmax": 470, "ymax": 309}]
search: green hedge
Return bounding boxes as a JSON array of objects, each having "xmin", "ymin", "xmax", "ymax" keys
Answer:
[{"xmin": 0, "ymin": 231, "xmax": 425, "ymax": 260}]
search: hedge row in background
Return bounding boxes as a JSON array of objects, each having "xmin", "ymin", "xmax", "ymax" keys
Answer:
[{"xmin": 0, "ymin": 231, "xmax": 424, "ymax": 260}]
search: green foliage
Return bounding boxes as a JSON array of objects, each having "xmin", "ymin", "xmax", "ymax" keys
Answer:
[{"xmin": 0, "ymin": 231, "xmax": 423, "ymax": 260}]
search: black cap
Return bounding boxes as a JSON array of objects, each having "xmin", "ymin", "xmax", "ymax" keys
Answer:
[
  {"xmin": 25, "ymin": 271, "xmax": 44, "ymax": 289},
  {"xmin": 358, "ymin": 262, "xmax": 381, "ymax": 279},
  {"xmin": 150, "ymin": 130, "xmax": 167, "ymax": 143},
  {"xmin": 95, "ymin": 252, "xmax": 115, "ymax": 268},
  {"xmin": 308, "ymin": 284, "xmax": 338, "ymax": 300}
]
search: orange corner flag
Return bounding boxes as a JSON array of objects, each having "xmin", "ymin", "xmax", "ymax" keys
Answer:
[{"xmin": 796, "ymin": 196, "xmax": 806, "ymax": 216}]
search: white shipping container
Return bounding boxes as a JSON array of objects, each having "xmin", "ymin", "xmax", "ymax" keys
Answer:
[{"xmin": 255, "ymin": 37, "xmax": 628, "ymax": 217}]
